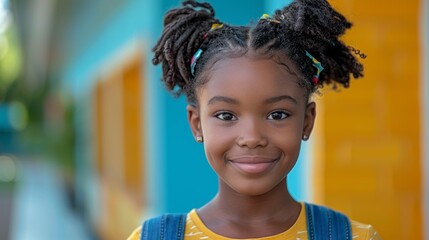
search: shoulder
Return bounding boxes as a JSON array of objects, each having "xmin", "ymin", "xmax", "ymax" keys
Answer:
[
  {"xmin": 127, "ymin": 226, "xmax": 142, "ymax": 240},
  {"xmin": 350, "ymin": 220, "xmax": 381, "ymax": 240},
  {"xmin": 304, "ymin": 203, "xmax": 381, "ymax": 239},
  {"xmin": 127, "ymin": 213, "xmax": 188, "ymax": 240}
]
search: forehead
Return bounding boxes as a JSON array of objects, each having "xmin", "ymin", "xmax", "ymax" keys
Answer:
[
  {"xmin": 198, "ymin": 56, "xmax": 307, "ymax": 104},
  {"xmin": 211, "ymin": 54, "xmax": 300, "ymax": 79}
]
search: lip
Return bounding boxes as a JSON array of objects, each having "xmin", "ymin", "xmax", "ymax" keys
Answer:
[{"xmin": 228, "ymin": 156, "xmax": 279, "ymax": 175}]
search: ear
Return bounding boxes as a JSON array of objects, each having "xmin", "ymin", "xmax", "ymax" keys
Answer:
[
  {"xmin": 303, "ymin": 101, "xmax": 316, "ymax": 140},
  {"xmin": 187, "ymin": 104, "xmax": 203, "ymax": 140}
]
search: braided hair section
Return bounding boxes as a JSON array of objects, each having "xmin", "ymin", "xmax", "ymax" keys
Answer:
[{"xmin": 152, "ymin": 0, "xmax": 222, "ymax": 99}]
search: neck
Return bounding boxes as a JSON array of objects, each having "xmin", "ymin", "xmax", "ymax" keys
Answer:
[{"xmin": 200, "ymin": 178, "xmax": 300, "ymax": 223}]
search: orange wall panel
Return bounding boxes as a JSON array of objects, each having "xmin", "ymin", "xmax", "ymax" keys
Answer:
[
  {"xmin": 314, "ymin": 0, "xmax": 423, "ymax": 239},
  {"xmin": 122, "ymin": 57, "xmax": 144, "ymax": 201}
]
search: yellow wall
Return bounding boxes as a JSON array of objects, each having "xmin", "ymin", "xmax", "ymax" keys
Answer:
[
  {"xmin": 92, "ymin": 50, "xmax": 145, "ymax": 240},
  {"xmin": 122, "ymin": 57, "xmax": 145, "ymax": 202},
  {"xmin": 314, "ymin": 0, "xmax": 423, "ymax": 239}
]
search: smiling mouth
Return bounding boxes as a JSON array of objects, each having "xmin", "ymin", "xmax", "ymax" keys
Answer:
[{"xmin": 228, "ymin": 156, "xmax": 279, "ymax": 175}]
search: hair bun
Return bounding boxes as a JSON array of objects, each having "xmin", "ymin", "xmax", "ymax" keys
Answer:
[
  {"xmin": 153, "ymin": 0, "xmax": 219, "ymax": 96},
  {"xmin": 164, "ymin": 1, "xmax": 215, "ymax": 26},
  {"xmin": 268, "ymin": 0, "xmax": 363, "ymax": 89},
  {"xmin": 276, "ymin": 0, "xmax": 352, "ymax": 42}
]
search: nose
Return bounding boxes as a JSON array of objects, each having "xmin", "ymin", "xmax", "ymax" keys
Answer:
[{"xmin": 236, "ymin": 119, "xmax": 268, "ymax": 148}]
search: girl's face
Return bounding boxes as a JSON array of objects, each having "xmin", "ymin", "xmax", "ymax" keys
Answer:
[{"xmin": 187, "ymin": 56, "xmax": 316, "ymax": 196}]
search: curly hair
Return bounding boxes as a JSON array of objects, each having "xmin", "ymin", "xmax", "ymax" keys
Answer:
[{"xmin": 152, "ymin": 0, "xmax": 364, "ymax": 104}]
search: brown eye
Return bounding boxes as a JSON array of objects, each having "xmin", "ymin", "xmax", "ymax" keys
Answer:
[
  {"xmin": 267, "ymin": 111, "xmax": 288, "ymax": 120},
  {"xmin": 215, "ymin": 112, "xmax": 237, "ymax": 121}
]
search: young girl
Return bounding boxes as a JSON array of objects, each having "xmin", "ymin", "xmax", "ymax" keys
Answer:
[{"xmin": 128, "ymin": 0, "xmax": 380, "ymax": 239}]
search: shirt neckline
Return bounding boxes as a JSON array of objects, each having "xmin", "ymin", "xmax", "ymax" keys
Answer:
[{"xmin": 187, "ymin": 202, "xmax": 306, "ymax": 239}]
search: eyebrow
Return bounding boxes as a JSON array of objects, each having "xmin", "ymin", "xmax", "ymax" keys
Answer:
[
  {"xmin": 207, "ymin": 95, "xmax": 297, "ymax": 106},
  {"xmin": 207, "ymin": 96, "xmax": 239, "ymax": 106},
  {"xmin": 264, "ymin": 95, "xmax": 298, "ymax": 105}
]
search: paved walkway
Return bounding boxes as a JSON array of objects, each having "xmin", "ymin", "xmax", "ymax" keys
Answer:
[{"xmin": 10, "ymin": 159, "xmax": 94, "ymax": 240}]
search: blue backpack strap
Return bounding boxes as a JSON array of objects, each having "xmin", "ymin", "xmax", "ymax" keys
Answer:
[
  {"xmin": 140, "ymin": 214, "xmax": 187, "ymax": 240},
  {"xmin": 305, "ymin": 203, "xmax": 352, "ymax": 240}
]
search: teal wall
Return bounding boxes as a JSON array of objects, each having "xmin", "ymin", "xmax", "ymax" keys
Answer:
[
  {"xmin": 60, "ymin": 0, "xmax": 165, "ymax": 216},
  {"xmin": 62, "ymin": 0, "xmax": 308, "ymax": 217}
]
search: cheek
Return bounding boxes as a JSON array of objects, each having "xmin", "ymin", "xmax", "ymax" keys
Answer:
[
  {"xmin": 271, "ymin": 127, "xmax": 301, "ymax": 143},
  {"xmin": 268, "ymin": 121, "xmax": 304, "ymax": 152},
  {"xmin": 204, "ymin": 133, "xmax": 229, "ymax": 150},
  {"xmin": 201, "ymin": 118, "xmax": 234, "ymax": 158},
  {"xmin": 272, "ymin": 133, "xmax": 301, "ymax": 156}
]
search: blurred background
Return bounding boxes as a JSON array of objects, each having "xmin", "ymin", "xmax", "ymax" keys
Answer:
[{"xmin": 0, "ymin": 0, "xmax": 427, "ymax": 239}]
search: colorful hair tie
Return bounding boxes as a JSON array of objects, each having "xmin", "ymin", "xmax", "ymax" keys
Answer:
[
  {"xmin": 191, "ymin": 23, "xmax": 224, "ymax": 76},
  {"xmin": 260, "ymin": 13, "xmax": 281, "ymax": 23},
  {"xmin": 211, "ymin": 23, "xmax": 224, "ymax": 31},
  {"xmin": 305, "ymin": 51, "xmax": 324, "ymax": 85},
  {"xmin": 191, "ymin": 49, "xmax": 203, "ymax": 76},
  {"xmin": 203, "ymin": 23, "xmax": 224, "ymax": 39}
]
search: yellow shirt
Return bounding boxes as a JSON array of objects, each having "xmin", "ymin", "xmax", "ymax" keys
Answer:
[{"xmin": 127, "ymin": 203, "xmax": 380, "ymax": 240}]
